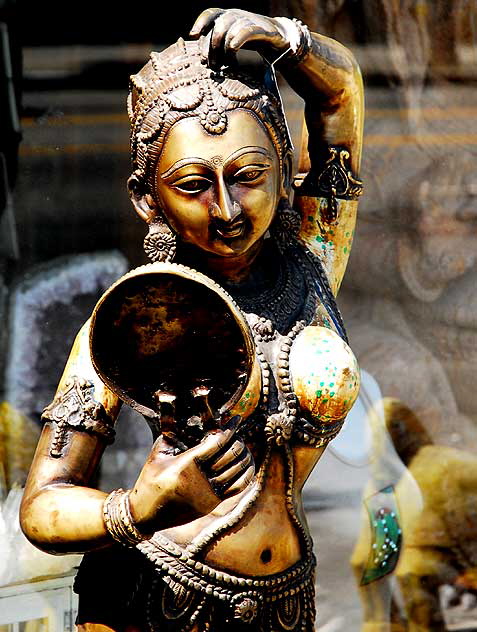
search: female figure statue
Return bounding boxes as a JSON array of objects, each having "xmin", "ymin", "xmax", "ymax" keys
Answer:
[{"xmin": 20, "ymin": 9, "xmax": 363, "ymax": 631}]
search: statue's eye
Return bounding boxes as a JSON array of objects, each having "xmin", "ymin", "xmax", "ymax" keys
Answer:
[
  {"xmin": 234, "ymin": 166, "xmax": 268, "ymax": 184},
  {"xmin": 242, "ymin": 170, "xmax": 260, "ymax": 181},
  {"xmin": 173, "ymin": 177, "xmax": 211, "ymax": 193}
]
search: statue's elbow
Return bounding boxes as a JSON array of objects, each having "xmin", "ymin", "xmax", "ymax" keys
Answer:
[{"xmin": 19, "ymin": 490, "xmax": 61, "ymax": 554}]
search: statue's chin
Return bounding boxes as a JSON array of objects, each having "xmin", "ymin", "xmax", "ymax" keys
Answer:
[{"xmin": 188, "ymin": 233, "xmax": 266, "ymax": 264}]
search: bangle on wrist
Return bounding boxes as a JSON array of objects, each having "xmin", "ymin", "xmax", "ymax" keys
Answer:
[
  {"xmin": 274, "ymin": 17, "xmax": 312, "ymax": 65},
  {"xmin": 103, "ymin": 488, "xmax": 144, "ymax": 546}
]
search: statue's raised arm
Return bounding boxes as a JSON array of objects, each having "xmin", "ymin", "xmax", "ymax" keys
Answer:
[{"xmin": 189, "ymin": 8, "xmax": 364, "ymax": 295}]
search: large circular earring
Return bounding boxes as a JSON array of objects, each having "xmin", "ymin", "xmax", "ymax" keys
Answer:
[
  {"xmin": 143, "ymin": 215, "xmax": 177, "ymax": 263},
  {"xmin": 271, "ymin": 197, "xmax": 302, "ymax": 252}
]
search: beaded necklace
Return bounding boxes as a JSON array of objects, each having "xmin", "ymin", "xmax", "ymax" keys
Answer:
[{"xmin": 227, "ymin": 237, "xmax": 346, "ymax": 447}]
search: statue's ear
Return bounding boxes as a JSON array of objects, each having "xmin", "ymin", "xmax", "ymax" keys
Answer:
[
  {"xmin": 281, "ymin": 153, "xmax": 293, "ymax": 193},
  {"xmin": 127, "ymin": 175, "xmax": 157, "ymax": 223}
]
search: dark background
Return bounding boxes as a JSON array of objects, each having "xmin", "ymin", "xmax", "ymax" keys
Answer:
[{"xmin": 19, "ymin": 1, "xmax": 269, "ymax": 46}]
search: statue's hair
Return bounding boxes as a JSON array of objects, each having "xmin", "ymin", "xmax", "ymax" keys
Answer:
[{"xmin": 128, "ymin": 37, "xmax": 292, "ymax": 196}]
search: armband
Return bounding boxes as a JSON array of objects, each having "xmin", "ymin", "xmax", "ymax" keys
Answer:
[
  {"xmin": 42, "ymin": 376, "xmax": 115, "ymax": 458},
  {"xmin": 296, "ymin": 146, "xmax": 364, "ymax": 223}
]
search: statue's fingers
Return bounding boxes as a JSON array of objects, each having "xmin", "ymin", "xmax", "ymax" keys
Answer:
[
  {"xmin": 192, "ymin": 432, "xmax": 228, "ymax": 463},
  {"xmin": 191, "ymin": 425, "xmax": 239, "ymax": 464},
  {"xmin": 226, "ymin": 18, "xmax": 286, "ymax": 55},
  {"xmin": 210, "ymin": 451, "xmax": 253, "ymax": 486},
  {"xmin": 224, "ymin": 19, "xmax": 264, "ymax": 53},
  {"xmin": 190, "ymin": 8, "xmax": 225, "ymax": 38},
  {"xmin": 200, "ymin": 32, "xmax": 213, "ymax": 64},
  {"xmin": 208, "ymin": 12, "xmax": 244, "ymax": 55},
  {"xmin": 209, "ymin": 440, "xmax": 247, "ymax": 472},
  {"xmin": 223, "ymin": 465, "xmax": 255, "ymax": 496},
  {"xmin": 208, "ymin": 14, "xmax": 235, "ymax": 69}
]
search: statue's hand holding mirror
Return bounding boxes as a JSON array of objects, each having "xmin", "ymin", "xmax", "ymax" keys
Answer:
[
  {"xmin": 190, "ymin": 8, "xmax": 291, "ymax": 69},
  {"xmin": 129, "ymin": 418, "xmax": 254, "ymax": 532},
  {"xmin": 90, "ymin": 263, "xmax": 261, "ymax": 530}
]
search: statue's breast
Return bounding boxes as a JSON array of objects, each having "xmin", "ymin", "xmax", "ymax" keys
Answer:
[{"xmin": 289, "ymin": 326, "xmax": 360, "ymax": 444}]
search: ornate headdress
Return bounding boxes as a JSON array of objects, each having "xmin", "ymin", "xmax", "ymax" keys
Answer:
[{"xmin": 128, "ymin": 37, "xmax": 293, "ymax": 197}]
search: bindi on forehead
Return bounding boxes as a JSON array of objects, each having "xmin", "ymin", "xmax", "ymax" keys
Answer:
[{"xmin": 211, "ymin": 156, "xmax": 224, "ymax": 167}]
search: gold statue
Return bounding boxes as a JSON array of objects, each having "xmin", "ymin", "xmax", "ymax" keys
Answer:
[{"xmin": 20, "ymin": 9, "xmax": 364, "ymax": 631}]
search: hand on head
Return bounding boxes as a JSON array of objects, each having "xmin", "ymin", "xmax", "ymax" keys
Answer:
[{"xmin": 190, "ymin": 8, "xmax": 290, "ymax": 68}]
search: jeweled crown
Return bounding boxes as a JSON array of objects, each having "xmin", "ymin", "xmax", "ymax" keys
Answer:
[{"xmin": 128, "ymin": 38, "xmax": 291, "ymax": 194}]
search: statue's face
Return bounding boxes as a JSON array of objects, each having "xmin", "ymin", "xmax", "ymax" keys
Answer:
[{"xmin": 155, "ymin": 109, "xmax": 282, "ymax": 257}]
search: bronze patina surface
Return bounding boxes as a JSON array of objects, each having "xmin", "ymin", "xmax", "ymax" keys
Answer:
[{"xmin": 20, "ymin": 9, "xmax": 364, "ymax": 631}]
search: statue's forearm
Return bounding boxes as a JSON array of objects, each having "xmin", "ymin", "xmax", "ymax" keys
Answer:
[
  {"xmin": 282, "ymin": 30, "xmax": 364, "ymax": 296},
  {"xmin": 282, "ymin": 31, "xmax": 364, "ymax": 173}
]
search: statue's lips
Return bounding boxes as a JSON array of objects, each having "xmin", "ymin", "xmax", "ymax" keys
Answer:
[{"xmin": 213, "ymin": 218, "xmax": 246, "ymax": 239}]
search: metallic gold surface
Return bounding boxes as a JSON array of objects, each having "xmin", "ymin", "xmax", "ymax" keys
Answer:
[{"xmin": 20, "ymin": 9, "xmax": 363, "ymax": 631}]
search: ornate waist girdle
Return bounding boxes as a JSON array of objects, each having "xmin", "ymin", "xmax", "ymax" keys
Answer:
[{"xmin": 139, "ymin": 532, "xmax": 316, "ymax": 632}]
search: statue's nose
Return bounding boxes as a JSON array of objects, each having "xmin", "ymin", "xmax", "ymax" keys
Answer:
[
  {"xmin": 210, "ymin": 179, "xmax": 242, "ymax": 223},
  {"xmin": 210, "ymin": 200, "xmax": 243, "ymax": 223}
]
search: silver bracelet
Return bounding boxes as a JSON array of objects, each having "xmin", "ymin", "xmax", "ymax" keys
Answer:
[{"xmin": 103, "ymin": 488, "xmax": 144, "ymax": 546}]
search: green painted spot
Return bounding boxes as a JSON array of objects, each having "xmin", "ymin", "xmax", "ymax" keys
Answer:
[
  {"xmin": 346, "ymin": 232, "xmax": 350, "ymax": 237},
  {"xmin": 316, "ymin": 390, "xmax": 322, "ymax": 397},
  {"xmin": 308, "ymin": 215, "xmax": 314, "ymax": 222},
  {"xmin": 320, "ymin": 381, "xmax": 325, "ymax": 387},
  {"xmin": 330, "ymin": 392, "xmax": 335, "ymax": 397},
  {"xmin": 245, "ymin": 392, "xmax": 250, "ymax": 398},
  {"xmin": 344, "ymin": 247, "xmax": 348, "ymax": 254},
  {"xmin": 329, "ymin": 382, "xmax": 334, "ymax": 387}
]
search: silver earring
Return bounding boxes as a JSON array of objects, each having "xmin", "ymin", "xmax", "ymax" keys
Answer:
[{"xmin": 143, "ymin": 215, "xmax": 177, "ymax": 263}]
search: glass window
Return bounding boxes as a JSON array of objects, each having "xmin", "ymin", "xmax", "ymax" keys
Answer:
[{"xmin": 1, "ymin": 2, "xmax": 476, "ymax": 630}]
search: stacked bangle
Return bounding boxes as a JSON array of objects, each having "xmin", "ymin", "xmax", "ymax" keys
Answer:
[
  {"xmin": 292, "ymin": 19, "xmax": 313, "ymax": 64},
  {"xmin": 103, "ymin": 488, "xmax": 144, "ymax": 546},
  {"xmin": 275, "ymin": 17, "xmax": 312, "ymax": 65}
]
